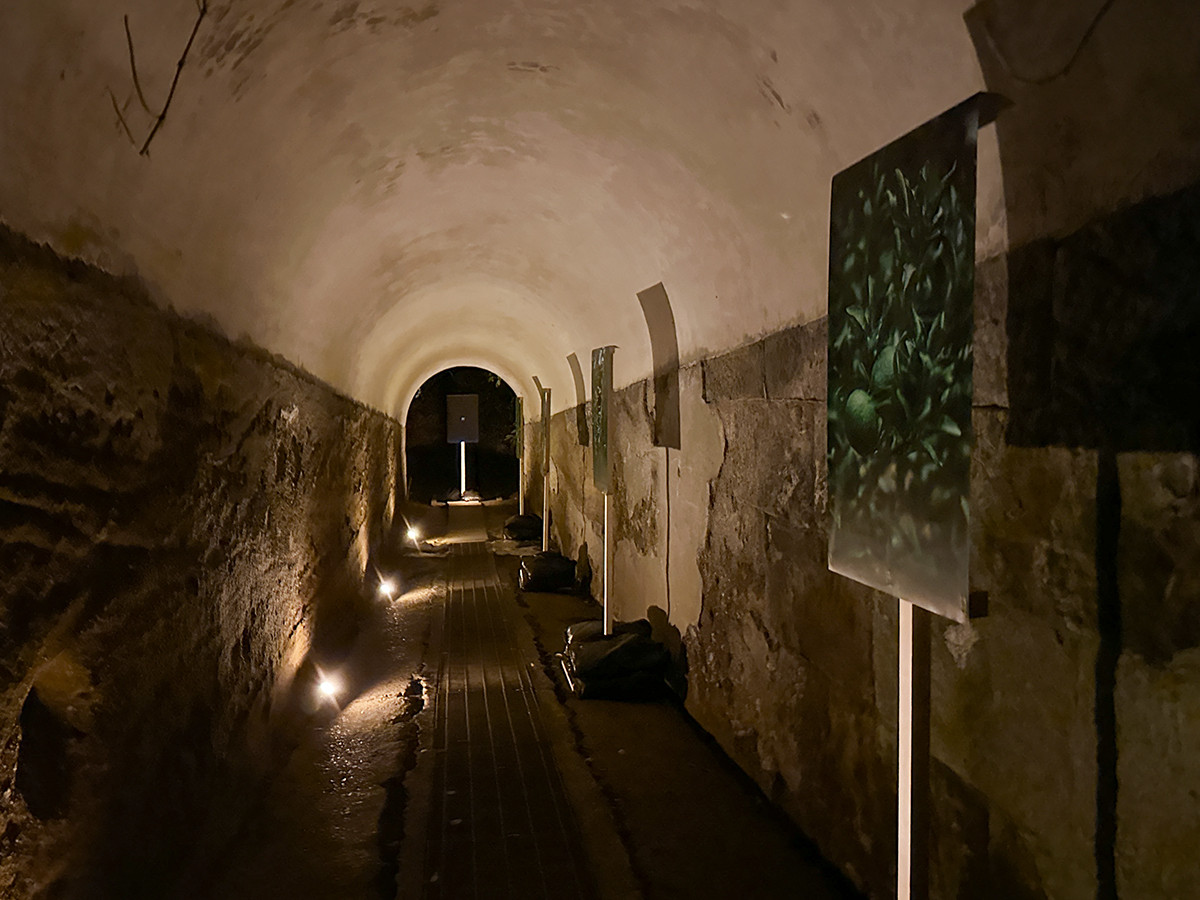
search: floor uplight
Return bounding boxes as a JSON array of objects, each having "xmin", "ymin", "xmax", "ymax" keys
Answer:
[{"xmin": 379, "ymin": 577, "xmax": 397, "ymax": 598}]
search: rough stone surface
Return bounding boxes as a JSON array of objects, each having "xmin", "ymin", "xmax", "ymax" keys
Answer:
[
  {"xmin": 1117, "ymin": 453, "xmax": 1200, "ymax": 663},
  {"xmin": 1004, "ymin": 182, "xmax": 1200, "ymax": 453},
  {"xmin": 764, "ymin": 316, "xmax": 827, "ymax": 402},
  {"xmin": 1115, "ymin": 647, "xmax": 1200, "ymax": 899},
  {"xmin": 545, "ymin": 186, "xmax": 1200, "ymax": 900},
  {"xmin": 973, "ymin": 254, "xmax": 1008, "ymax": 408},
  {"xmin": 702, "ymin": 342, "xmax": 767, "ymax": 402},
  {"xmin": 968, "ymin": 0, "xmax": 1200, "ymax": 249},
  {"xmin": 664, "ymin": 365, "xmax": 725, "ymax": 638},
  {"xmin": 0, "ymin": 2, "xmax": 1196, "ymax": 895},
  {"xmin": 1110, "ymin": 452, "xmax": 1200, "ymax": 898},
  {"xmin": 0, "ymin": 230, "xmax": 400, "ymax": 897}
]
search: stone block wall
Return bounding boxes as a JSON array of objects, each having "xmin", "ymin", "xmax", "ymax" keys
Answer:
[
  {"xmin": 542, "ymin": 185, "xmax": 1200, "ymax": 899},
  {"xmin": 0, "ymin": 228, "xmax": 401, "ymax": 896}
]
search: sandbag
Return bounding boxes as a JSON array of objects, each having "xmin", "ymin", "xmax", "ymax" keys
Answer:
[
  {"xmin": 503, "ymin": 514, "xmax": 542, "ymax": 541},
  {"xmin": 518, "ymin": 551, "xmax": 575, "ymax": 592},
  {"xmin": 564, "ymin": 618, "xmax": 652, "ymax": 646},
  {"xmin": 560, "ymin": 618, "xmax": 670, "ymax": 700},
  {"xmin": 568, "ymin": 632, "xmax": 669, "ymax": 680}
]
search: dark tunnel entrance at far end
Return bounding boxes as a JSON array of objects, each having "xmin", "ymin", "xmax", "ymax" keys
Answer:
[{"xmin": 405, "ymin": 366, "xmax": 520, "ymax": 503}]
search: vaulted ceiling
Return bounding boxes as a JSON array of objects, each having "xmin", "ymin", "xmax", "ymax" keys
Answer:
[{"xmin": 0, "ymin": 0, "xmax": 998, "ymax": 415}]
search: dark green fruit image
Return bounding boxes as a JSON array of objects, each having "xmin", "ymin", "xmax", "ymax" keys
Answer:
[
  {"xmin": 826, "ymin": 100, "xmax": 978, "ymax": 618},
  {"xmin": 844, "ymin": 388, "xmax": 880, "ymax": 455},
  {"xmin": 871, "ymin": 344, "xmax": 896, "ymax": 392}
]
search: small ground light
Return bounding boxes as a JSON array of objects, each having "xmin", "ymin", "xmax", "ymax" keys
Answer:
[
  {"xmin": 318, "ymin": 677, "xmax": 340, "ymax": 699},
  {"xmin": 379, "ymin": 577, "xmax": 397, "ymax": 598},
  {"xmin": 407, "ymin": 526, "xmax": 421, "ymax": 543}
]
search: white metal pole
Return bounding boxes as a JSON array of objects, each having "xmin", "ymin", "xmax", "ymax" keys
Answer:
[
  {"xmin": 896, "ymin": 597, "xmax": 930, "ymax": 900},
  {"xmin": 603, "ymin": 492, "xmax": 611, "ymax": 635},
  {"xmin": 898, "ymin": 598, "xmax": 913, "ymax": 900},
  {"xmin": 541, "ymin": 387, "xmax": 551, "ymax": 552},
  {"xmin": 459, "ymin": 441, "xmax": 467, "ymax": 497},
  {"xmin": 541, "ymin": 467, "xmax": 549, "ymax": 551}
]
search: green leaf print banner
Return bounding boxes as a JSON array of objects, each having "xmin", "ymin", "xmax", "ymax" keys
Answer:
[
  {"xmin": 592, "ymin": 345, "xmax": 616, "ymax": 495},
  {"xmin": 827, "ymin": 98, "xmax": 982, "ymax": 622}
]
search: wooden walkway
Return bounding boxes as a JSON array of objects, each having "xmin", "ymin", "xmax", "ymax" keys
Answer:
[{"xmin": 419, "ymin": 507, "xmax": 594, "ymax": 899}]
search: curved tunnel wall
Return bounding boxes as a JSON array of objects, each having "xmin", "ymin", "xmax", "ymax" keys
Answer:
[
  {"xmin": 0, "ymin": 228, "xmax": 400, "ymax": 895},
  {"xmin": 404, "ymin": 366, "xmax": 519, "ymax": 502},
  {"xmin": 538, "ymin": 3, "xmax": 1200, "ymax": 898},
  {"xmin": 1, "ymin": 0, "xmax": 1199, "ymax": 897},
  {"xmin": 0, "ymin": 0, "xmax": 991, "ymax": 416}
]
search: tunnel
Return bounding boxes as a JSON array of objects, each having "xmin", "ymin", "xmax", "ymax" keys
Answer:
[
  {"xmin": 404, "ymin": 366, "xmax": 520, "ymax": 503},
  {"xmin": 1, "ymin": 0, "xmax": 1199, "ymax": 897}
]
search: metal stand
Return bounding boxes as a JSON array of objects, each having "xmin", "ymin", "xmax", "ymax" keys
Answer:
[
  {"xmin": 540, "ymin": 386, "xmax": 551, "ymax": 551},
  {"xmin": 542, "ymin": 468, "xmax": 550, "ymax": 551},
  {"xmin": 603, "ymin": 492, "xmax": 611, "ymax": 635},
  {"xmin": 459, "ymin": 441, "xmax": 467, "ymax": 497},
  {"xmin": 897, "ymin": 599, "xmax": 930, "ymax": 900}
]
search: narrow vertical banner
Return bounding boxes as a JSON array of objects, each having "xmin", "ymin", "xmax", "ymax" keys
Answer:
[
  {"xmin": 592, "ymin": 345, "xmax": 616, "ymax": 636},
  {"xmin": 539, "ymin": 384, "xmax": 551, "ymax": 477},
  {"xmin": 591, "ymin": 345, "xmax": 616, "ymax": 494},
  {"xmin": 515, "ymin": 396, "xmax": 525, "ymax": 515},
  {"xmin": 532, "ymin": 376, "xmax": 551, "ymax": 551},
  {"xmin": 446, "ymin": 394, "xmax": 479, "ymax": 444}
]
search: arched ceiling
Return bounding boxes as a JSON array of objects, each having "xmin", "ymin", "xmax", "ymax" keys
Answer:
[{"xmin": 0, "ymin": 0, "xmax": 994, "ymax": 417}]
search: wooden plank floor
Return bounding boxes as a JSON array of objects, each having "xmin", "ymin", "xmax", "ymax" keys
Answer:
[{"xmin": 421, "ymin": 526, "xmax": 595, "ymax": 900}]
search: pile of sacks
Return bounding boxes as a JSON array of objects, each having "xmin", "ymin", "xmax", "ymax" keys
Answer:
[
  {"xmin": 558, "ymin": 619, "xmax": 670, "ymax": 700},
  {"xmin": 502, "ymin": 513, "xmax": 542, "ymax": 541},
  {"xmin": 518, "ymin": 551, "xmax": 576, "ymax": 592}
]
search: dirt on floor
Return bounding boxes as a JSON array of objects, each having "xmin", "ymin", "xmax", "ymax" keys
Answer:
[
  {"xmin": 480, "ymin": 502, "xmax": 864, "ymax": 900},
  {"xmin": 209, "ymin": 501, "xmax": 863, "ymax": 899}
]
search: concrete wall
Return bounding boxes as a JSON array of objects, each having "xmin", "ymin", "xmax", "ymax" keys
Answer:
[
  {"xmin": 536, "ymin": 7, "xmax": 1200, "ymax": 895},
  {"xmin": 542, "ymin": 179, "xmax": 1200, "ymax": 898},
  {"xmin": 0, "ymin": 229, "xmax": 401, "ymax": 896}
]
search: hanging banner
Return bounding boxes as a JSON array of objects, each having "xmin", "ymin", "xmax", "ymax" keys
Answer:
[
  {"xmin": 531, "ymin": 376, "xmax": 552, "ymax": 549},
  {"xmin": 514, "ymin": 396, "xmax": 524, "ymax": 462},
  {"xmin": 446, "ymin": 394, "xmax": 479, "ymax": 443},
  {"xmin": 592, "ymin": 345, "xmax": 616, "ymax": 494},
  {"xmin": 827, "ymin": 96, "xmax": 989, "ymax": 623},
  {"xmin": 531, "ymin": 377, "xmax": 551, "ymax": 474}
]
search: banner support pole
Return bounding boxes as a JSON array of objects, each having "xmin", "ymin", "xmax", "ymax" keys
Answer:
[
  {"xmin": 541, "ymin": 386, "xmax": 551, "ymax": 552},
  {"xmin": 898, "ymin": 598, "xmax": 930, "ymax": 900},
  {"xmin": 603, "ymin": 492, "xmax": 611, "ymax": 635}
]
